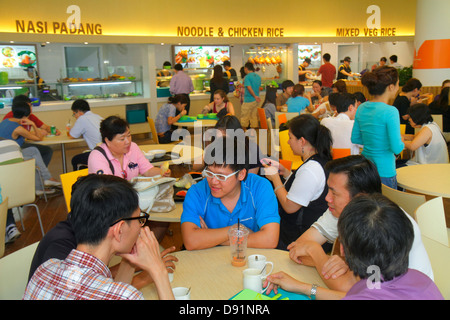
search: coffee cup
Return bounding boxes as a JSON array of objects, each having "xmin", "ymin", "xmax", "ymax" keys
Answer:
[
  {"xmin": 172, "ymin": 287, "xmax": 191, "ymax": 300},
  {"xmin": 243, "ymin": 268, "xmax": 272, "ymax": 294},
  {"xmin": 247, "ymin": 254, "xmax": 273, "ymax": 276}
]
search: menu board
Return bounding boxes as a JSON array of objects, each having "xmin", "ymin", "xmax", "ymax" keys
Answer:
[
  {"xmin": 0, "ymin": 45, "xmax": 37, "ymax": 70},
  {"xmin": 173, "ymin": 45, "xmax": 230, "ymax": 68},
  {"xmin": 298, "ymin": 45, "xmax": 321, "ymax": 69}
]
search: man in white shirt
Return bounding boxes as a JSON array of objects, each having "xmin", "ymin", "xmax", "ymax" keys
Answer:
[
  {"xmin": 287, "ymin": 155, "xmax": 434, "ymax": 292},
  {"xmin": 67, "ymin": 99, "xmax": 103, "ymax": 171},
  {"xmin": 321, "ymin": 93, "xmax": 361, "ymax": 155}
]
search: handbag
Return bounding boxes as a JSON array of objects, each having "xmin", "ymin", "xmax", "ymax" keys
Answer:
[{"xmin": 131, "ymin": 176, "xmax": 176, "ymax": 213}]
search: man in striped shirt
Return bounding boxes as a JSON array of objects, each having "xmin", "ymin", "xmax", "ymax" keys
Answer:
[{"xmin": 23, "ymin": 174, "xmax": 174, "ymax": 300}]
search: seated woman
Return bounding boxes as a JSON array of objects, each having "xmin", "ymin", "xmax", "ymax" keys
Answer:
[
  {"xmin": 403, "ymin": 103, "xmax": 449, "ymax": 165},
  {"xmin": 428, "ymin": 86, "xmax": 450, "ymax": 142},
  {"xmin": 393, "ymin": 78, "xmax": 423, "ymax": 135},
  {"xmin": 262, "ymin": 114, "xmax": 333, "ymax": 250},
  {"xmin": 202, "ymin": 89, "xmax": 235, "ymax": 117},
  {"xmin": 88, "ymin": 115, "xmax": 171, "ymax": 242},
  {"xmin": 155, "ymin": 94, "xmax": 188, "ymax": 144},
  {"xmin": 261, "ymin": 86, "xmax": 277, "ymax": 128},
  {"xmin": 0, "ymin": 101, "xmax": 61, "ymax": 194},
  {"xmin": 287, "ymin": 84, "xmax": 314, "ymax": 114}
]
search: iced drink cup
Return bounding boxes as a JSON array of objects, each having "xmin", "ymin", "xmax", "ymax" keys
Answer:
[{"xmin": 228, "ymin": 224, "xmax": 250, "ymax": 267}]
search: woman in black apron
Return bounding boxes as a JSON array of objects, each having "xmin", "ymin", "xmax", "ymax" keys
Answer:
[{"xmin": 263, "ymin": 114, "xmax": 332, "ymax": 250}]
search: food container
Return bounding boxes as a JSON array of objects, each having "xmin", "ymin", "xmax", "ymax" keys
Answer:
[{"xmin": 206, "ymin": 113, "xmax": 217, "ymax": 119}]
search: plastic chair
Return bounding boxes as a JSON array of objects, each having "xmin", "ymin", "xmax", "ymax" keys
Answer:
[
  {"xmin": 421, "ymin": 235, "xmax": 450, "ymax": 299},
  {"xmin": 147, "ymin": 117, "xmax": 159, "ymax": 144},
  {"xmin": 257, "ymin": 108, "xmax": 268, "ymax": 129},
  {"xmin": 0, "ymin": 241, "xmax": 39, "ymax": 300},
  {"xmin": 60, "ymin": 168, "xmax": 89, "ymax": 212},
  {"xmin": 0, "ymin": 159, "xmax": 45, "ymax": 237},
  {"xmin": 331, "ymin": 148, "xmax": 351, "ymax": 160},
  {"xmin": 279, "ymin": 159, "xmax": 292, "ymax": 172},
  {"xmin": 414, "ymin": 197, "xmax": 449, "ymax": 247},
  {"xmin": 381, "ymin": 184, "xmax": 426, "ymax": 220},
  {"xmin": 279, "ymin": 130, "xmax": 303, "ymax": 170},
  {"xmin": 278, "ymin": 113, "xmax": 287, "ymax": 125},
  {"xmin": 0, "ymin": 197, "xmax": 8, "ymax": 258}
]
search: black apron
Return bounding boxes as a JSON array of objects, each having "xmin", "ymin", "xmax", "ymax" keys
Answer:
[{"xmin": 277, "ymin": 154, "xmax": 330, "ymax": 251}]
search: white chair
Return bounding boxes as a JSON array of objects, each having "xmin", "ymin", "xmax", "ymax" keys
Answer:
[
  {"xmin": 414, "ymin": 197, "xmax": 449, "ymax": 247},
  {"xmin": 421, "ymin": 235, "xmax": 450, "ymax": 299},
  {"xmin": 0, "ymin": 242, "xmax": 39, "ymax": 299},
  {"xmin": 0, "ymin": 159, "xmax": 45, "ymax": 237},
  {"xmin": 381, "ymin": 184, "xmax": 426, "ymax": 220},
  {"xmin": 0, "ymin": 198, "xmax": 8, "ymax": 258}
]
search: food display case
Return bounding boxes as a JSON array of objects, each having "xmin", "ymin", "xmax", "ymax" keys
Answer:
[
  {"xmin": 298, "ymin": 44, "xmax": 322, "ymax": 69},
  {"xmin": 243, "ymin": 44, "xmax": 288, "ymax": 84},
  {"xmin": 156, "ymin": 67, "xmax": 215, "ymax": 97}
]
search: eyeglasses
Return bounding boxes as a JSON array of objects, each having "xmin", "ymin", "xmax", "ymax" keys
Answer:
[
  {"xmin": 202, "ymin": 169, "xmax": 240, "ymax": 182},
  {"xmin": 110, "ymin": 211, "xmax": 150, "ymax": 227}
]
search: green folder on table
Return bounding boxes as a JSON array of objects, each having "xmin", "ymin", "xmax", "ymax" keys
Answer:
[{"xmin": 230, "ymin": 288, "xmax": 310, "ymax": 300}]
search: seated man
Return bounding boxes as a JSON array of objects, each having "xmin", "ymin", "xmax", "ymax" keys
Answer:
[
  {"xmin": 264, "ymin": 194, "xmax": 443, "ymax": 300},
  {"xmin": 24, "ymin": 174, "xmax": 174, "ymax": 300},
  {"xmin": 181, "ymin": 136, "xmax": 280, "ymax": 250},
  {"xmin": 321, "ymin": 92, "xmax": 361, "ymax": 155},
  {"xmin": 287, "ymin": 155, "xmax": 433, "ymax": 292}
]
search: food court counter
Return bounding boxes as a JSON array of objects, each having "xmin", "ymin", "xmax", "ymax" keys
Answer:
[{"xmin": 0, "ymin": 97, "xmax": 152, "ymax": 135}]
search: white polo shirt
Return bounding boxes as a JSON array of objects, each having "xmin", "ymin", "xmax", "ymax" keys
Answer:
[
  {"xmin": 321, "ymin": 113, "xmax": 361, "ymax": 155},
  {"xmin": 70, "ymin": 111, "xmax": 103, "ymax": 150}
]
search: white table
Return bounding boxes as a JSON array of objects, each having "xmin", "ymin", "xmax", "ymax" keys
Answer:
[
  {"xmin": 396, "ymin": 164, "xmax": 450, "ymax": 198},
  {"xmin": 174, "ymin": 119, "xmax": 217, "ymax": 149},
  {"xmin": 31, "ymin": 132, "xmax": 85, "ymax": 173},
  {"xmin": 139, "ymin": 143, "xmax": 203, "ymax": 167},
  {"xmin": 140, "ymin": 246, "xmax": 327, "ymax": 300}
]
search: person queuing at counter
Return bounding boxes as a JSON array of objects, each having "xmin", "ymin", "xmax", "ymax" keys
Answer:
[
  {"xmin": 0, "ymin": 101, "xmax": 61, "ymax": 194},
  {"xmin": 286, "ymin": 84, "xmax": 314, "ymax": 114},
  {"xmin": 66, "ymin": 99, "xmax": 103, "ymax": 171},
  {"xmin": 401, "ymin": 103, "xmax": 449, "ymax": 166},
  {"xmin": 286, "ymin": 155, "xmax": 433, "ymax": 295},
  {"xmin": 336, "ymin": 57, "xmax": 355, "ymax": 80},
  {"xmin": 209, "ymin": 65, "xmax": 230, "ymax": 103},
  {"xmin": 169, "ymin": 63, "xmax": 194, "ymax": 114},
  {"xmin": 262, "ymin": 114, "xmax": 332, "ymax": 251},
  {"xmin": 240, "ymin": 62, "xmax": 262, "ymax": 129},
  {"xmin": 351, "ymin": 66, "xmax": 404, "ymax": 189},
  {"xmin": 181, "ymin": 135, "xmax": 280, "ymax": 250},
  {"xmin": 393, "ymin": 78, "xmax": 423, "ymax": 135},
  {"xmin": 428, "ymin": 86, "xmax": 450, "ymax": 141},
  {"xmin": 321, "ymin": 92, "xmax": 361, "ymax": 156},
  {"xmin": 24, "ymin": 174, "xmax": 175, "ymax": 300},
  {"xmin": 202, "ymin": 89, "xmax": 235, "ymax": 117},
  {"xmin": 316, "ymin": 53, "xmax": 336, "ymax": 90},
  {"xmin": 155, "ymin": 94, "xmax": 188, "ymax": 144},
  {"xmin": 3, "ymin": 95, "xmax": 57, "ymax": 166},
  {"xmin": 389, "ymin": 54, "xmax": 403, "ymax": 69},
  {"xmin": 276, "ymin": 80, "xmax": 294, "ymax": 111},
  {"xmin": 371, "ymin": 56, "xmax": 387, "ymax": 71},
  {"xmin": 298, "ymin": 58, "xmax": 313, "ymax": 83},
  {"xmin": 223, "ymin": 60, "xmax": 238, "ymax": 82},
  {"xmin": 265, "ymin": 192, "xmax": 442, "ymax": 300},
  {"xmin": 88, "ymin": 115, "xmax": 171, "ymax": 243}
]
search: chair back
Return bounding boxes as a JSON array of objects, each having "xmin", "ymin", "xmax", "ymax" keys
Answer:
[
  {"xmin": 279, "ymin": 130, "xmax": 303, "ymax": 170},
  {"xmin": 381, "ymin": 184, "xmax": 426, "ymax": 220},
  {"xmin": 275, "ymin": 112, "xmax": 298, "ymax": 128},
  {"xmin": 0, "ymin": 197, "xmax": 8, "ymax": 258},
  {"xmin": 0, "ymin": 159, "xmax": 36, "ymax": 208},
  {"xmin": 421, "ymin": 235, "xmax": 450, "ymax": 299},
  {"xmin": 279, "ymin": 159, "xmax": 292, "ymax": 172},
  {"xmin": 414, "ymin": 197, "xmax": 449, "ymax": 247},
  {"xmin": 147, "ymin": 117, "xmax": 159, "ymax": 144},
  {"xmin": 278, "ymin": 113, "xmax": 287, "ymax": 125},
  {"xmin": 257, "ymin": 108, "xmax": 268, "ymax": 129},
  {"xmin": 0, "ymin": 242, "xmax": 39, "ymax": 299},
  {"xmin": 331, "ymin": 148, "xmax": 351, "ymax": 160},
  {"xmin": 60, "ymin": 169, "xmax": 89, "ymax": 212}
]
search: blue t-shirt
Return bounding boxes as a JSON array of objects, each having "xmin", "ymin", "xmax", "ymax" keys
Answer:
[
  {"xmin": 351, "ymin": 101, "xmax": 404, "ymax": 178},
  {"xmin": 287, "ymin": 96, "xmax": 310, "ymax": 113},
  {"xmin": 181, "ymin": 173, "xmax": 279, "ymax": 232},
  {"xmin": 243, "ymin": 72, "xmax": 261, "ymax": 103},
  {"xmin": 0, "ymin": 119, "xmax": 24, "ymax": 146}
]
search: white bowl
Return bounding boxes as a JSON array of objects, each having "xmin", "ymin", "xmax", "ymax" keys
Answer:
[
  {"xmin": 144, "ymin": 152, "xmax": 154, "ymax": 161},
  {"xmin": 151, "ymin": 149, "xmax": 166, "ymax": 158}
]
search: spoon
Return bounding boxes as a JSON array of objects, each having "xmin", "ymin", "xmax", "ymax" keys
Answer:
[{"xmin": 259, "ymin": 264, "xmax": 267, "ymax": 275}]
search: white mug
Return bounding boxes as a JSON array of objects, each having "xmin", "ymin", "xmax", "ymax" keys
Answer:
[
  {"xmin": 172, "ymin": 287, "xmax": 191, "ymax": 300},
  {"xmin": 243, "ymin": 268, "xmax": 272, "ymax": 294},
  {"xmin": 247, "ymin": 254, "xmax": 273, "ymax": 276}
]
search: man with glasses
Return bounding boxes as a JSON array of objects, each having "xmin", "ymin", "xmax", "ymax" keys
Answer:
[
  {"xmin": 181, "ymin": 136, "xmax": 280, "ymax": 250},
  {"xmin": 24, "ymin": 174, "xmax": 175, "ymax": 300}
]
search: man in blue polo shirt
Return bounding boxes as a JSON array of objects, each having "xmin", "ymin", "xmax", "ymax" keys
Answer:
[{"xmin": 181, "ymin": 136, "xmax": 280, "ymax": 250}]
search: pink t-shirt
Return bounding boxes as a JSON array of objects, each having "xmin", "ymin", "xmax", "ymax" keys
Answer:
[{"xmin": 88, "ymin": 142, "xmax": 153, "ymax": 180}]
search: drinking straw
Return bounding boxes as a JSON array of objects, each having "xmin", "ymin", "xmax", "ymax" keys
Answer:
[{"xmin": 237, "ymin": 219, "xmax": 241, "ymax": 259}]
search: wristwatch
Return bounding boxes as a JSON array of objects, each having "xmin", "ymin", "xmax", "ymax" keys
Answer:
[{"xmin": 310, "ymin": 284, "xmax": 318, "ymax": 300}]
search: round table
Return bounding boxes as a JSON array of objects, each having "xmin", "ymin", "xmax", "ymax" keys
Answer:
[
  {"xmin": 174, "ymin": 119, "xmax": 217, "ymax": 149},
  {"xmin": 140, "ymin": 246, "xmax": 327, "ymax": 300},
  {"xmin": 396, "ymin": 164, "xmax": 450, "ymax": 198}
]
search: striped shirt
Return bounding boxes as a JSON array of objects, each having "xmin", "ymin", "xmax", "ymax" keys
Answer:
[{"xmin": 23, "ymin": 249, "xmax": 144, "ymax": 300}]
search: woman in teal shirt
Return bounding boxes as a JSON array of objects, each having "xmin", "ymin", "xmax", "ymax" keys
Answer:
[{"xmin": 351, "ymin": 66, "xmax": 404, "ymax": 189}]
